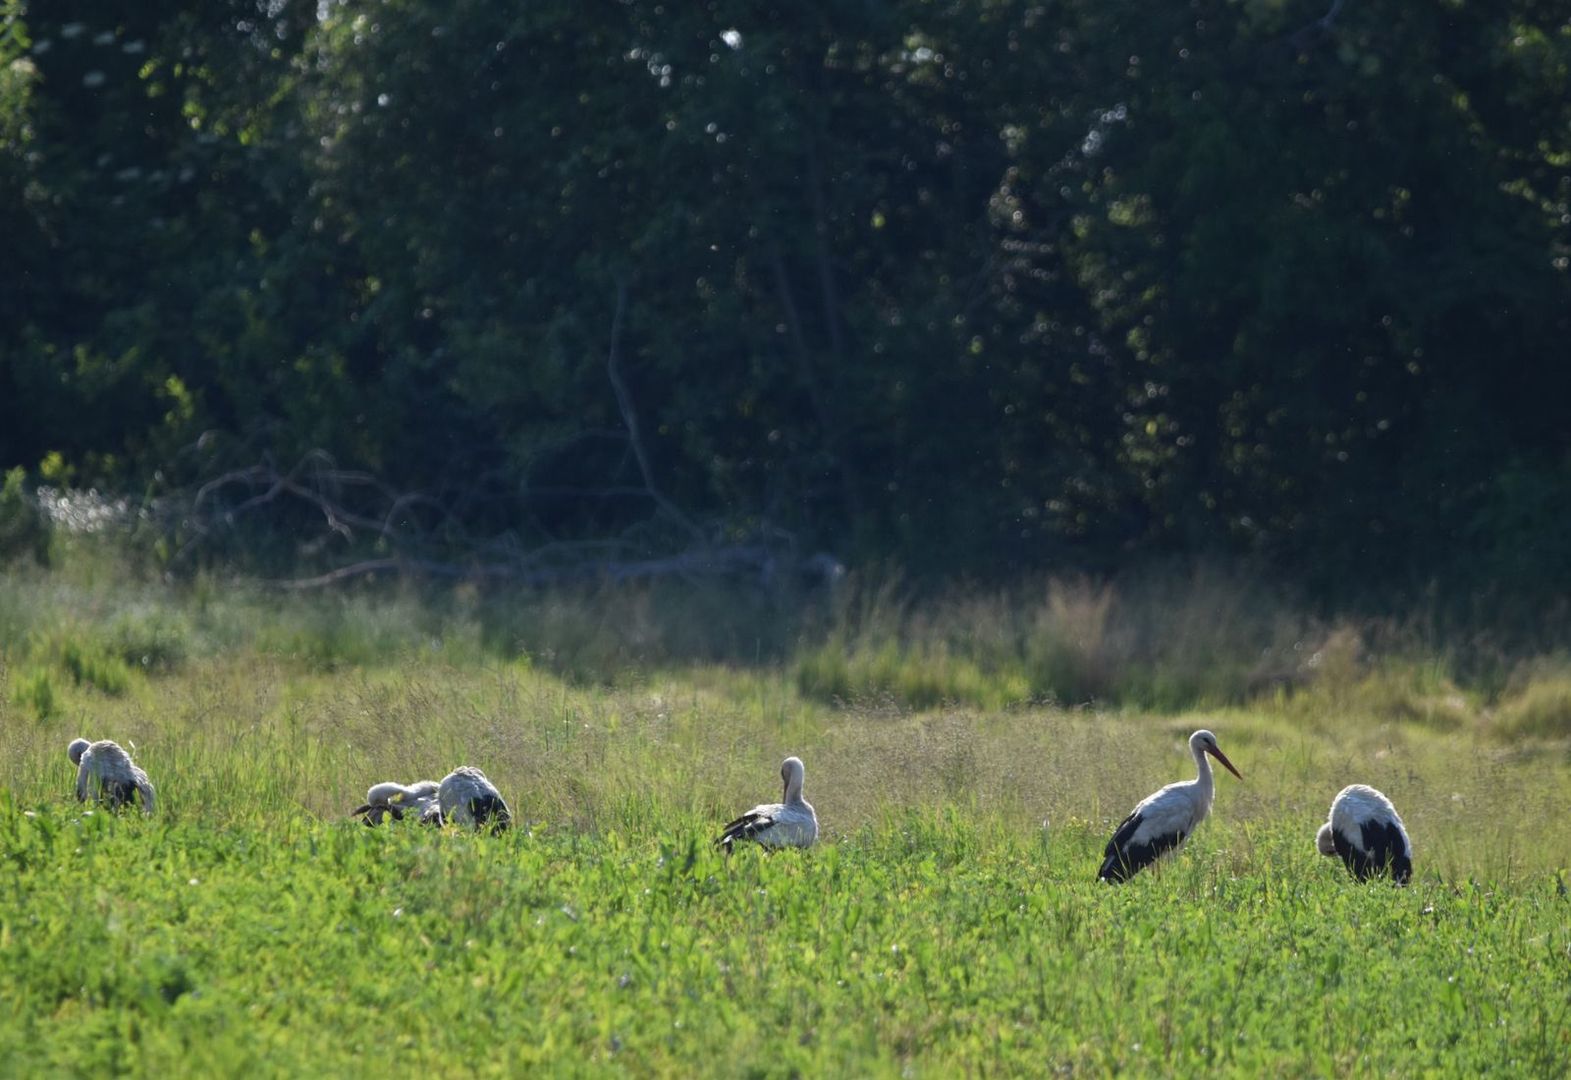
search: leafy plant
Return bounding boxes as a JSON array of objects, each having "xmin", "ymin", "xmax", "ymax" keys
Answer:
[
  {"xmin": 10, "ymin": 664, "xmax": 55, "ymax": 719},
  {"xmin": 0, "ymin": 468, "xmax": 48, "ymax": 564}
]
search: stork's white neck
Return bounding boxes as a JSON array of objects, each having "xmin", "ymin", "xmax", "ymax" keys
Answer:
[
  {"xmin": 1190, "ymin": 740, "xmax": 1215, "ymax": 804},
  {"xmin": 783, "ymin": 764, "xmax": 805, "ymax": 805}
]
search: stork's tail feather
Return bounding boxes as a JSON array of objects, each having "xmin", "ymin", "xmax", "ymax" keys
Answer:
[
  {"xmin": 468, "ymin": 795, "xmax": 511, "ymax": 834},
  {"xmin": 102, "ymin": 778, "xmax": 155, "ymax": 815},
  {"xmin": 715, "ymin": 812, "xmax": 770, "ymax": 850}
]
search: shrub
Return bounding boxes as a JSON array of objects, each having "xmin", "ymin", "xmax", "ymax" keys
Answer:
[
  {"xmin": 794, "ymin": 569, "xmax": 1315, "ymax": 711},
  {"xmin": 11, "ymin": 666, "xmax": 57, "ymax": 719},
  {"xmin": 1024, "ymin": 579, "xmax": 1117, "ymax": 705},
  {"xmin": 0, "ymin": 469, "xmax": 49, "ymax": 565},
  {"xmin": 26, "ymin": 629, "xmax": 136, "ymax": 696},
  {"xmin": 55, "ymin": 637, "xmax": 134, "ymax": 695},
  {"xmin": 1493, "ymin": 675, "xmax": 1571, "ymax": 739},
  {"xmin": 106, "ymin": 607, "xmax": 192, "ymax": 672}
]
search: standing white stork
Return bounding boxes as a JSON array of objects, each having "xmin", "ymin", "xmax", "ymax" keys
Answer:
[
  {"xmin": 67, "ymin": 738, "xmax": 156, "ymax": 815},
  {"xmin": 1098, "ymin": 729, "xmax": 1242, "ymax": 883},
  {"xmin": 351, "ymin": 779, "xmax": 441, "ymax": 826},
  {"xmin": 434, "ymin": 766, "xmax": 512, "ymax": 833},
  {"xmin": 1316, "ymin": 784, "xmax": 1412, "ymax": 884},
  {"xmin": 715, "ymin": 755, "xmax": 818, "ymax": 853}
]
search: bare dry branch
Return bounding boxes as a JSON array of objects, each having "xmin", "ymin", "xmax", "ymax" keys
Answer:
[
  {"xmin": 1272, "ymin": 0, "xmax": 1348, "ymax": 56},
  {"xmin": 266, "ymin": 544, "xmax": 829, "ymax": 592},
  {"xmin": 604, "ymin": 279, "xmax": 706, "ymax": 544}
]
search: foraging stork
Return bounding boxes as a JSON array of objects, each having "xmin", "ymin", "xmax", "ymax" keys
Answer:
[
  {"xmin": 351, "ymin": 780, "xmax": 441, "ymax": 826},
  {"xmin": 435, "ymin": 766, "xmax": 512, "ymax": 833},
  {"xmin": 1316, "ymin": 784, "xmax": 1412, "ymax": 884},
  {"xmin": 1098, "ymin": 729, "xmax": 1242, "ymax": 883},
  {"xmin": 67, "ymin": 738, "xmax": 156, "ymax": 815},
  {"xmin": 715, "ymin": 756, "xmax": 818, "ymax": 853}
]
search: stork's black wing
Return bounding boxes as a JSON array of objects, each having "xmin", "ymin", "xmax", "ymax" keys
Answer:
[
  {"xmin": 715, "ymin": 810, "xmax": 775, "ymax": 852},
  {"xmin": 467, "ymin": 794, "xmax": 511, "ymax": 834},
  {"xmin": 1098, "ymin": 810, "xmax": 1144, "ymax": 882},
  {"xmin": 1358, "ymin": 819, "xmax": 1412, "ymax": 884},
  {"xmin": 1098, "ymin": 810, "xmax": 1189, "ymax": 883}
]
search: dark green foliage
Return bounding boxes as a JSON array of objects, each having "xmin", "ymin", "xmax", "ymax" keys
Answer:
[
  {"xmin": 0, "ymin": 468, "xmax": 49, "ymax": 563},
  {"xmin": 2, "ymin": 1, "xmax": 1569, "ymax": 607}
]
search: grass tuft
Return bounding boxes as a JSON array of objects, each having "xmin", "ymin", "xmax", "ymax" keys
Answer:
[
  {"xmin": 1493, "ymin": 673, "xmax": 1571, "ymax": 738},
  {"xmin": 10, "ymin": 665, "xmax": 57, "ymax": 719},
  {"xmin": 27, "ymin": 628, "xmax": 137, "ymax": 696}
]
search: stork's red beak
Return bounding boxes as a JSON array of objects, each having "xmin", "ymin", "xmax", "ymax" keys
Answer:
[{"xmin": 1208, "ymin": 745, "xmax": 1243, "ymax": 780}]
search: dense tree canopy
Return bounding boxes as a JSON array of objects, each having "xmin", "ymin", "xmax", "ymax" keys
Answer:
[{"xmin": 2, "ymin": 0, "xmax": 1569, "ymax": 601}]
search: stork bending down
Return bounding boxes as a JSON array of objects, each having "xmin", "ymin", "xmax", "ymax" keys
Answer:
[
  {"xmin": 67, "ymin": 738, "xmax": 156, "ymax": 814},
  {"xmin": 716, "ymin": 756, "xmax": 818, "ymax": 853},
  {"xmin": 435, "ymin": 767, "xmax": 511, "ymax": 833},
  {"xmin": 1317, "ymin": 784, "xmax": 1412, "ymax": 884},
  {"xmin": 1098, "ymin": 729, "xmax": 1242, "ymax": 883}
]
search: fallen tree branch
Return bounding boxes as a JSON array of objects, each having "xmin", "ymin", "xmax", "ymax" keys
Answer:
[
  {"xmin": 267, "ymin": 544, "xmax": 843, "ymax": 591},
  {"xmin": 604, "ymin": 278, "xmax": 707, "ymax": 545}
]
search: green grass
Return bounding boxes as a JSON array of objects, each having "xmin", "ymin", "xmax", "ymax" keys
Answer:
[
  {"xmin": 1, "ymin": 801, "xmax": 1568, "ymax": 1076},
  {"xmin": 1493, "ymin": 670, "xmax": 1571, "ymax": 740},
  {"xmin": 2, "ymin": 563, "xmax": 1571, "ymax": 1075}
]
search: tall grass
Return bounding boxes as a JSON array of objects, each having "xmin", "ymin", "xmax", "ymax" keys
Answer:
[
  {"xmin": 0, "ymin": 551, "xmax": 819, "ymax": 689},
  {"xmin": 794, "ymin": 568, "xmax": 1321, "ymax": 710},
  {"xmin": 6, "ymin": 547, "xmax": 1571, "ymax": 727},
  {"xmin": 3, "ymin": 628, "xmax": 1568, "ymax": 878},
  {"xmin": 1491, "ymin": 658, "xmax": 1571, "ymax": 739}
]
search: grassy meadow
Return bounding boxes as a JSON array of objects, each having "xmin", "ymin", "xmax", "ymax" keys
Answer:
[{"xmin": 2, "ymin": 553, "xmax": 1570, "ymax": 1075}]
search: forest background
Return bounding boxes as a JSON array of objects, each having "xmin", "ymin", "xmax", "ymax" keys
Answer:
[{"xmin": 2, "ymin": 0, "xmax": 1570, "ymax": 643}]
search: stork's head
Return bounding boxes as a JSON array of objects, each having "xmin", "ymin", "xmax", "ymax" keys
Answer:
[
  {"xmin": 1190, "ymin": 730, "xmax": 1243, "ymax": 780},
  {"xmin": 67, "ymin": 738, "xmax": 91, "ymax": 766},
  {"xmin": 1316, "ymin": 823, "xmax": 1337, "ymax": 857},
  {"xmin": 781, "ymin": 756, "xmax": 806, "ymax": 802}
]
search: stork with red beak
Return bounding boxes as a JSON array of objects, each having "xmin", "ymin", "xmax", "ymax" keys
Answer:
[{"xmin": 1098, "ymin": 729, "xmax": 1242, "ymax": 883}]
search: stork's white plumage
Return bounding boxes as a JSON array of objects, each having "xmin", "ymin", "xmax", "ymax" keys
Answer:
[
  {"xmin": 435, "ymin": 766, "xmax": 511, "ymax": 833},
  {"xmin": 715, "ymin": 756, "xmax": 818, "ymax": 852},
  {"xmin": 351, "ymin": 780, "xmax": 441, "ymax": 826},
  {"xmin": 1098, "ymin": 729, "xmax": 1242, "ymax": 882},
  {"xmin": 67, "ymin": 737, "xmax": 155, "ymax": 815},
  {"xmin": 1317, "ymin": 784, "xmax": 1412, "ymax": 884}
]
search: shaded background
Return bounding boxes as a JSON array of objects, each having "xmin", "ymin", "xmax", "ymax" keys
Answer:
[{"xmin": 2, "ymin": 0, "xmax": 1569, "ymax": 617}]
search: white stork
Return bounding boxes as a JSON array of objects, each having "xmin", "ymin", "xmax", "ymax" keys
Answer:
[
  {"xmin": 67, "ymin": 738, "xmax": 156, "ymax": 815},
  {"xmin": 351, "ymin": 780, "xmax": 441, "ymax": 826},
  {"xmin": 434, "ymin": 766, "xmax": 512, "ymax": 833},
  {"xmin": 1316, "ymin": 784, "xmax": 1412, "ymax": 884},
  {"xmin": 1098, "ymin": 729, "xmax": 1242, "ymax": 883},
  {"xmin": 715, "ymin": 755, "xmax": 818, "ymax": 853}
]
